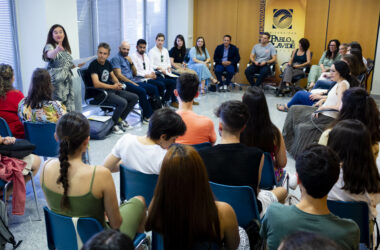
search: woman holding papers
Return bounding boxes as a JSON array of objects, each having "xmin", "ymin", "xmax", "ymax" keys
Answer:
[{"xmin": 42, "ymin": 24, "xmax": 84, "ymax": 112}]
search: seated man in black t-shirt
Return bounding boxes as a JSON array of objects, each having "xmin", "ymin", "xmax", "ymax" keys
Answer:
[
  {"xmin": 199, "ymin": 100, "xmax": 287, "ymax": 218},
  {"xmin": 87, "ymin": 42, "xmax": 139, "ymax": 134}
]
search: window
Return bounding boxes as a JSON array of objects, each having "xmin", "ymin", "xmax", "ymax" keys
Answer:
[
  {"xmin": 77, "ymin": 0, "xmax": 167, "ymax": 57},
  {"xmin": 0, "ymin": 0, "xmax": 21, "ymax": 90}
]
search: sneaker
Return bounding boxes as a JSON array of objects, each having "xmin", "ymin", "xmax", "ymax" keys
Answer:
[
  {"xmin": 224, "ymin": 85, "xmax": 230, "ymax": 92},
  {"xmin": 142, "ymin": 117, "xmax": 150, "ymax": 125},
  {"xmin": 119, "ymin": 120, "xmax": 133, "ymax": 130},
  {"xmin": 112, "ymin": 125, "xmax": 124, "ymax": 134},
  {"xmin": 170, "ymin": 102, "xmax": 179, "ymax": 108},
  {"xmin": 193, "ymin": 101, "xmax": 199, "ymax": 105},
  {"xmin": 288, "ymin": 173, "xmax": 298, "ymax": 190}
]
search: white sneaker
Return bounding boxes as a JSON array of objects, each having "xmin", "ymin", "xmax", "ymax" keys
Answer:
[
  {"xmin": 119, "ymin": 120, "xmax": 132, "ymax": 130},
  {"xmin": 288, "ymin": 173, "xmax": 298, "ymax": 190},
  {"xmin": 112, "ymin": 125, "xmax": 124, "ymax": 134}
]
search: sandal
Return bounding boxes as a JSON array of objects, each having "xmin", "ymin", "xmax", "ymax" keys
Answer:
[{"xmin": 276, "ymin": 104, "xmax": 288, "ymax": 112}]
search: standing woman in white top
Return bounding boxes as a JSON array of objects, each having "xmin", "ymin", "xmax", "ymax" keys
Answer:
[
  {"xmin": 42, "ymin": 24, "xmax": 84, "ymax": 112},
  {"xmin": 103, "ymin": 108, "xmax": 186, "ymax": 174},
  {"xmin": 283, "ymin": 60, "xmax": 359, "ymax": 158},
  {"xmin": 327, "ymin": 119, "xmax": 380, "ymax": 220}
]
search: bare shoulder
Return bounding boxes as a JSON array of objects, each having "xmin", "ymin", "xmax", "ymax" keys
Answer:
[{"xmin": 215, "ymin": 201, "xmax": 235, "ymax": 217}]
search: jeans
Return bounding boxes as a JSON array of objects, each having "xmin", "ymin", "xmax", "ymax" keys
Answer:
[
  {"xmin": 156, "ymin": 75, "xmax": 176, "ymax": 103},
  {"xmin": 244, "ymin": 64, "xmax": 270, "ymax": 86},
  {"xmin": 313, "ymin": 80, "xmax": 335, "ymax": 90},
  {"xmin": 287, "ymin": 90, "xmax": 315, "ymax": 108},
  {"xmin": 215, "ymin": 64, "xmax": 235, "ymax": 86},
  {"xmin": 124, "ymin": 81, "xmax": 159, "ymax": 118},
  {"xmin": 103, "ymin": 90, "xmax": 139, "ymax": 124}
]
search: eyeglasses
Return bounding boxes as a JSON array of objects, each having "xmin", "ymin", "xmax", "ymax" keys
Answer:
[
  {"xmin": 161, "ymin": 55, "xmax": 163, "ymax": 63},
  {"xmin": 143, "ymin": 62, "xmax": 146, "ymax": 70}
]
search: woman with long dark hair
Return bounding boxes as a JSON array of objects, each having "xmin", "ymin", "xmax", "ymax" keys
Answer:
[
  {"xmin": 327, "ymin": 119, "xmax": 380, "ymax": 219},
  {"xmin": 307, "ymin": 39, "xmax": 341, "ymax": 89},
  {"xmin": 43, "ymin": 24, "xmax": 83, "ymax": 112},
  {"xmin": 18, "ymin": 68, "xmax": 66, "ymax": 123},
  {"xmin": 169, "ymin": 34, "xmax": 196, "ymax": 75},
  {"xmin": 146, "ymin": 144, "xmax": 240, "ymax": 250},
  {"xmin": 0, "ymin": 64, "xmax": 25, "ymax": 138},
  {"xmin": 188, "ymin": 36, "xmax": 220, "ymax": 94},
  {"xmin": 41, "ymin": 112, "xmax": 146, "ymax": 239},
  {"xmin": 283, "ymin": 60, "xmax": 358, "ymax": 158},
  {"xmin": 319, "ymin": 87, "xmax": 380, "ymax": 158},
  {"xmin": 241, "ymin": 87, "xmax": 287, "ymax": 181}
]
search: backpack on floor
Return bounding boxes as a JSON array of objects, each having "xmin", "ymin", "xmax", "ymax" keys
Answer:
[
  {"xmin": 89, "ymin": 118, "xmax": 114, "ymax": 140},
  {"xmin": 148, "ymin": 96, "xmax": 162, "ymax": 112},
  {"xmin": 0, "ymin": 200, "xmax": 22, "ymax": 249}
]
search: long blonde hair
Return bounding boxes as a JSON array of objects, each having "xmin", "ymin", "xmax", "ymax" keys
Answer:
[{"xmin": 0, "ymin": 64, "xmax": 14, "ymax": 99}]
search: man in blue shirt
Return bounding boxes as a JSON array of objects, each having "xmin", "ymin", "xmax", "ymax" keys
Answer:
[
  {"xmin": 213, "ymin": 35, "xmax": 240, "ymax": 92},
  {"xmin": 111, "ymin": 41, "xmax": 160, "ymax": 121}
]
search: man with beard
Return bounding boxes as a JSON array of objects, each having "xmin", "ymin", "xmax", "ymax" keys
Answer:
[
  {"xmin": 111, "ymin": 41, "xmax": 160, "ymax": 122},
  {"xmin": 131, "ymin": 39, "xmax": 177, "ymax": 108}
]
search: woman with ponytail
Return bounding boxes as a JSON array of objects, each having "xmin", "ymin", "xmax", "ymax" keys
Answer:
[
  {"xmin": 41, "ymin": 112, "xmax": 146, "ymax": 239},
  {"xmin": 282, "ymin": 60, "xmax": 358, "ymax": 158}
]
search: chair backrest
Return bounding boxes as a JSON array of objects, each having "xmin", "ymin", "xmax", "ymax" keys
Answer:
[
  {"xmin": 209, "ymin": 181, "xmax": 260, "ymax": 228},
  {"xmin": 259, "ymin": 152, "xmax": 278, "ymax": 190},
  {"xmin": 43, "ymin": 206, "xmax": 103, "ymax": 250},
  {"xmin": 327, "ymin": 200, "xmax": 370, "ymax": 246},
  {"xmin": 184, "ymin": 48, "xmax": 191, "ymax": 63},
  {"xmin": 119, "ymin": 165, "xmax": 158, "ymax": 207},
  {"xmin": 24, "ymin": 122, "xmax": 59, "ymax": 157},
  {"xmin": 191, "ymin": 142, "xmax": 212, "ymax": 151},
  {"xmin": 0, "ymin": 117, "xmax": 12, "ymax": 137}
]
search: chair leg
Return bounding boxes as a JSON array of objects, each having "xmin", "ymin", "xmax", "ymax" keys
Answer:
[{"xmin": 29, "ymin": 172, "xmax": 41, "ymax": 221}]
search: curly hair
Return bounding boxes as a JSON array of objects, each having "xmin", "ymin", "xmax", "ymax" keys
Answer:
[{"xmin": 0, "ymin": 64, "xmax": 14, "ymax": 99}]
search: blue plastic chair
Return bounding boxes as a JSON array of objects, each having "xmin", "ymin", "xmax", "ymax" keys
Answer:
[
  {"xmin": 209, "ymin": 181, "xmax": 260, "ymax": 228},
  {"xmin": 259, "ymin": 152, "xmax": 278, "ymax": 190},
  {"xmin": 191, "ymin": 142, "xmax": 212, "ymax": 151},
  {"xmin": 0, "ymin": 117, "xmax": 12, "ymax": 137},
  {"xmin": 24, "ymin": 122, "xmax": 59, "ymax": 158},
  {"xmin": 120, "ymin": 165, "xmax": 158, "ymax": 207},
  {"xmin": 43, "ymin": 206, "xmax": 147, "ymax": 250},
  {"xmin": 327, "ymin": 200, "xmax": 372, "ymax": 249}
]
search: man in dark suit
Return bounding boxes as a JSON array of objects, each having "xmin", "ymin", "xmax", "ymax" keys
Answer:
[{"xmin": 213, "ymin": 35, "xmax": 240, "ymax": 92}]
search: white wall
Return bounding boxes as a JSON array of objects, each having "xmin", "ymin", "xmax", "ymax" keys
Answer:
[
  {"xmin": 372, "ymin": 23, "xmax": 380, "ymax": 95},
  {"xmin": 15, "ymin": 0, "xmax": 79, "ymax": 94},
  {"xmin": 167, "ymin": 0, "xmax": 194, "ymax": 49}
]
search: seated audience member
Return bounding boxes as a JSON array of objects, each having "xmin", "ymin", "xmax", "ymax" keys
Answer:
[
  {"xmin": 279, "ymin": 38, "xmax": 311, "ymax": 91},
  {"xmin": 148, "ymin": 33, "xmax": 178, "ymax": 108},
  {"xmin": 327, "ymin": 119, "xmax": 380, "ymax": 220},
  {"xmin": 213, "ymin": 35, "xmax": 241, "ymax": 92},
  {"xmin": 349, "ymin": 48, "xmax": 367, "ymax": 76},
  {"xmin": 0, "ymin": 64, "xmax": 25, "ymax": 138},
  {"xmin": 319, "ymin": 87, "xmax": 380, "ymax": 158},
  {"xmin": 175, "ymin": 73, "xmax": 216, "ymax": 145},
  {"xmin": 260, "ymin": 144, "xmax": 360, "ymax": 250},
  {"xmin": 169, "ymin": 34, "xmax": 196, "ymax": 75},
  {"xmin": 103, "ymin": 108, "xmax": 186, "ymax": 174},
  {"xmin": 146, "ymin": 144, "xmax": 240, "ymax": 250},
  {"xmin": 131, "ymin": 39, "xmax": 176, "ymax": 107},
  {"xmin": 111, "ymin": 41, "xmax": 160, "ymax": 122},
  {"xmin": 18, "ymin": 68, "xmax": 66, "ymax": 123},
  {"xmin": 282, "ymin": 61, "xmax": 359, "ymax": 158},
  {"xmin": 276, "ymin": 55, "xmax": 360, "ymax": 112},
  {"xmin": 82, "ymin": 229, "xmax": 134, "ymax": 250},
  {"xmin": 347, "ymin": 41, "xmax": 367, "ymax": 66},
  {"xmin": 244, "ymin": 32, "xmax": 277, "ymax": 87},
  {"xmin": 88, "ymin": 42, "xmax": 139, "ymax": 134},
  {"xmin": 339, "ymin": 43, "xmax": 348, "ymax": 57},
  {"xmin": 187, "ymin": 36, "xmax": 220, "ymax": 95},
  {"xmin": 307, "ymin": 39, "xmax": 341, "ymax": 89},
  {"xmin": 199, "ymin": 100, "xmax": 287, "ymax": 217},
  {"xmin": 278, "ymin": 232, "xmax": 341, "ymax": 250},
  {"xmin": 241, "ymin": 87, "xmax": 287, "ymax": 182},
  {"xmin": 41, "ymin": 112, "xmax": 146, "ymax": 239}
]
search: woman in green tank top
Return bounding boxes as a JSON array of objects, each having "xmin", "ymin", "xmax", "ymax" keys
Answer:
[{"xmin": 41, "ymin": 112, "xmax": 146, "ymax": 239}]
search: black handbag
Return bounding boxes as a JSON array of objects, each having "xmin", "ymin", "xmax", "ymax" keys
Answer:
[
  {"xmin": 148, "ymin": 96, "xmax": 163, "ymax": 111},
  {"xmin": 0, "ymin": 139, "xmax": 36, "ymax": 159}
]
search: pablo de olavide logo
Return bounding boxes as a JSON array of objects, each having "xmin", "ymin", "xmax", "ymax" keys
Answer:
[{"xmin": 273, "ymin": 9, "xmax": 293, "ymax": 29}]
